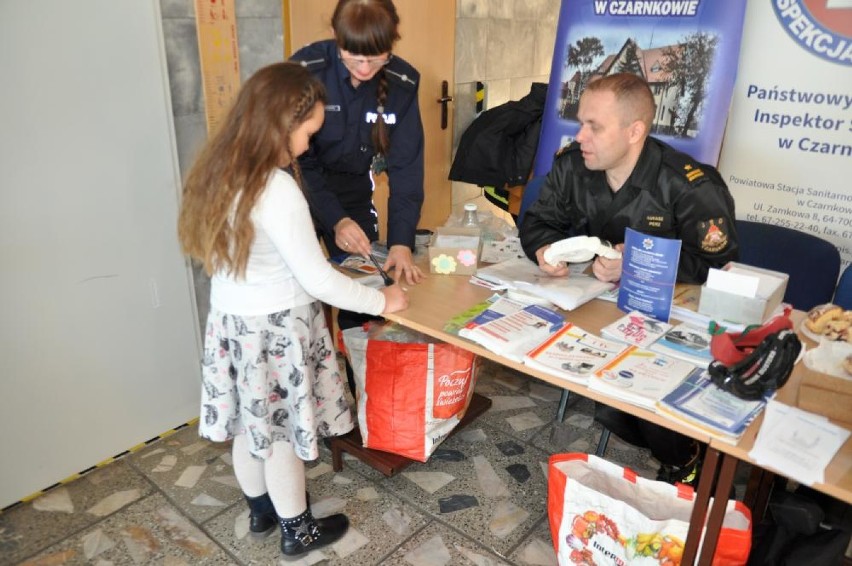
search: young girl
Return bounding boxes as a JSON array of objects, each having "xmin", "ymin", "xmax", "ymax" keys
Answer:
[{"xmin": 177, "ymin": 62, "xmax": 408, "ymax": 559}]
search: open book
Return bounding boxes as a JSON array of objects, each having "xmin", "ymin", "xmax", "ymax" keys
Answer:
[
  {"xmin": 473, "ymin": 257, "xmax": 614, "ymax": 311},
  {"xmin": 523, "ymin": 323, "xmax": 628, "ymax": 385}
]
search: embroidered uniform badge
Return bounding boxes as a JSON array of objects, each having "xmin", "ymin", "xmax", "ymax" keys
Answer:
[{"xmin": 698, "ymin": 218, "xmax": 728, "ymax": 253}]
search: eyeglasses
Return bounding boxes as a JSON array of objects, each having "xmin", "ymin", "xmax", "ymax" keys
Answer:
[{"xmin": 338, "ymin": 51, "xmax": 392, "ymax": 70}]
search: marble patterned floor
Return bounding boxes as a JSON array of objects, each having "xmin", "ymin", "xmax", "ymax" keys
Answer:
[{"xmin": 0, "ymin": 358, "xmax": 750, "ymax": 566}]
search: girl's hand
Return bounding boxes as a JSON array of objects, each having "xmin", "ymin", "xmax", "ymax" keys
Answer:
[
  {"xmin": 380, "ymin": 283, "xmax": 409, "ymax": 314},
  {"xmin": 385, "ymin": 244, "xmax": 424, "ymax": 285},
  {"xmin": 334, "ymin": 218, "xmax": 371, "ymax": 257}
]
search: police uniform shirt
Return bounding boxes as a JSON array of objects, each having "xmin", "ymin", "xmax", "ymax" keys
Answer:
[
  {"xmin": 520, "ymin": 137, "xmax": 738, "ymax": 284},
  {"xmin": 290, "ymin": 40, "xmax": 424, "ymax": 250}
]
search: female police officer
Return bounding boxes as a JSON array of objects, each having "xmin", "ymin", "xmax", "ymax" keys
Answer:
[{"xmin": 291, "ymin": 0, "xmax": 425, "ymax": 291}]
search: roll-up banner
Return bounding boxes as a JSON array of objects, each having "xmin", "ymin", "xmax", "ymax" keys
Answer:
[
  {"xmin": 718, "ymin": 1, "xmax": 852, "ymax": 270},
  {"xmin": 535, "ymin": 0, "xmax": 747, "ymax": 175}
]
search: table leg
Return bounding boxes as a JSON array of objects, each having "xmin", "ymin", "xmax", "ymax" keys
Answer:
[
  {"xmin": 697, "ymin": 452, "xmax": 738, "ymax": 564},
  {"xmin": 683, "ymin": 446, "xmax": 720, "ymax": 565}
]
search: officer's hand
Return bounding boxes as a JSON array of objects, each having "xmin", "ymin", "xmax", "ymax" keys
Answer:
[
  {"xmin": 385, "ymin": 245, "xmax": 424, "ymax": 285},
  {"xmin": 535, "ymin": 245, "xmax": 569, "ymax": 277},
  {"xmin": 380, "ymin": 283, "xmax": 409, "ymax": 314},
  {"xmin": 334, "ymin": 218, "xmax": 371, "ymax": 257},
  {"xmin": 592, "ymin": 243, "xmax": 624, "ymax": 282}
]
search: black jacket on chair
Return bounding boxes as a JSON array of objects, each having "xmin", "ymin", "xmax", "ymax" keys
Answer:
[{"xmin": 449, "ymin": 82, "xmax": 547, "ymax": 188}]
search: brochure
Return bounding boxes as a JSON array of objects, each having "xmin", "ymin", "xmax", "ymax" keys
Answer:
[
  {"xmin": 649, "ymin": 322, "xmax": 714, "ymax": 368},
  {"xmin": 656, "ymin": 370, "xmax": 768, "ymax": 443},
  {"xmin": 600, "ymin": 311, "xmax": 673, "ymax": 348},
  {"xmin": 523, "ymin": 323, "xmax": 628, "ymax": 385},
  {"xmin": 463, "ymin": 303, "xmax": 566, "ymax": 362},
  {"xmin": 457, "ymin": 296, "xmax": 527, "ymax": 339},
  {"xmin": 589, "ymin": 346, "xmax": 700, "ymax": 410},
  {"xmin": 617, "ymin": 228, "xmax": 681, "ymax": 322},
  {"xmin": 474, "ymin": 257, "xmax": 614, "ymax": 311}
]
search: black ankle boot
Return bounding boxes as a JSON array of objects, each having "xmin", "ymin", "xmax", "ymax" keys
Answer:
[
  {"xmin": 245, "ymin": 493, "xmax": 277, "ymax": 538},
  {"xmin": 245, "ymin": 491, "xmax": 312, "ymax": 538},
  {"xmin": 279, "ymin": 508, "xmax": 349, "ymax": 558}
]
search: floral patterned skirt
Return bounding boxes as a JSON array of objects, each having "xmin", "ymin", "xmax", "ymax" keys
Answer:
[{"xmin": 199, "ymin": 301, "xmax": 354, "ymax": 461}]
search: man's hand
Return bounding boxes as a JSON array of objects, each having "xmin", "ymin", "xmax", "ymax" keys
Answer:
[
  {"xmin": 334, "ymin": 218, "xmax": 371, "ymax": 257},
  {"xmin": 535, "ymin": 245, "xmax": 570, "ymax": 276},
  {"xmin": 385, "ymin": 244, "xmax": 424, "ymax": 285},
  {"xmin": 592, "ymin": 243, "xmax": 624, "ymax": 282}
]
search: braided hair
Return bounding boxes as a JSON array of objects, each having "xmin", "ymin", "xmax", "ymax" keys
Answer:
[
  {"xmin": 178, "ymin": 62, "xmax": 326, "ymax": 278},
  {"xmin": 332, "ymin": 0, "xmax": 400, "ymax": 156}
]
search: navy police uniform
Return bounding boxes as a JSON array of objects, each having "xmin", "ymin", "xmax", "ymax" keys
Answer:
[
  {"xmin": 520, "ymin": 137, "xmax": 738, "ymax": 284},
  {"xmin": 519, "ymin": 137, "xmax": 739, "ymax": 472},
  {"xmin": 290, "ymin": 40, "xmax": 424, "ymax": 257}
]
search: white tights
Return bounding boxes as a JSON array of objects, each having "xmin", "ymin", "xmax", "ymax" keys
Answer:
[{"xmin": 231, "ymin": 434, "xmax": 307, "ymax": 518}]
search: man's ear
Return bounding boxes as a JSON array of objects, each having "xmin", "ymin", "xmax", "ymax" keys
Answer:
[{"xmin": 627, "ymin": 120, "xmax": 647, "ymax": 144}]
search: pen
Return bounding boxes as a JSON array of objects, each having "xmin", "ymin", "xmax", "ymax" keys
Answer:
[{"xmin": 369, "ymin": 253, "xmax": 395, "ymax": 286}]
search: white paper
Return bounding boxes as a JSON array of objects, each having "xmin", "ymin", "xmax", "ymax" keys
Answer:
[
  {"xmin": 434, "ymin": 234, "xmax": 480, "ymax": 248},
  {"xmin": 749, "ymin": 400, "xmax": 850, "ymax": 485},
  {"xmin": 706, "ymin": 268, "xmax": 759, "ymax": 298}
]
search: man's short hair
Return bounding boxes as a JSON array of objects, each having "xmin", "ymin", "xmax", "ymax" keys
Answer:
[{"xmin": 584, "ymin": 73, "xmax": 655, "ymax": 132}]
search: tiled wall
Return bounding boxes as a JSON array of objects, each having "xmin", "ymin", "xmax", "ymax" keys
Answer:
[
  {"xmin": 159, "ymin": 0, "xmax": 285, "ymax": 330},
  {"xmin": 453, "ymin": 0, "xmax": 560, "ymax": 216}
]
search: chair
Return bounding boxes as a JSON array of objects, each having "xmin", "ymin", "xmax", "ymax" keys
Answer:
[
  {"xmin": 735, "ymin": 220, "xmax": 841, "ymax": 311},
  {"xmin": 833, "ymin": 264, "xmax": 852, "ymax": 309}
]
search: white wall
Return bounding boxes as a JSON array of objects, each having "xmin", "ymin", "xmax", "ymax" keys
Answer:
[{"xmin": 0, "ymin": 0, "xmax": 201, "ymax": 508}]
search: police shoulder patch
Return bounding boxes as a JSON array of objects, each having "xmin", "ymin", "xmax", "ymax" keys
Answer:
[{"xmin": 697, "ymin": 218, "xmax": 729, "ymax": 253}]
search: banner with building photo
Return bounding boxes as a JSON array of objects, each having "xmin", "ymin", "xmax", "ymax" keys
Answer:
[
  {"xmin": 534, "ymin": 0, "xmax": 747, "ymax": 175},
  {"xmin": 718, "ymin": 0, "xmax": 852, "ymax": 270}
]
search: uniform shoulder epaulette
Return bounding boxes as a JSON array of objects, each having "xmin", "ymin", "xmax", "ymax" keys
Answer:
[
  {"xmin": 290, "ymin": 42, "xmax": 329, "ymax": 72},
  {"xmin": 662, "ymin": 148, "xmax": 710, "ymax": 186},
  {"xmin": 384, "ymin": 57, "xmax": 419, "ymax": 90}
]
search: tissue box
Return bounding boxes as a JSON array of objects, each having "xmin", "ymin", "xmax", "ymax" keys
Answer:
[
  {"xmin": 698, "ymin": 262, "xmax": 788, "ymax": 325},
  {"xmin": 428, "ymin": 227, "xmax": 481, "ymax": 275}
]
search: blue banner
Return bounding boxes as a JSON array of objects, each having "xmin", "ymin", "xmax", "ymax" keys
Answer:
[{"xmin": 535, "ymin": 0, "xmax": 747, "ymax": 175}]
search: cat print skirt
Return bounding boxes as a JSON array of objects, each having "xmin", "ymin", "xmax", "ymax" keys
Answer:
[{"xmin": 199, "ymin": 301, "xmax": 354, "ymax": 461}]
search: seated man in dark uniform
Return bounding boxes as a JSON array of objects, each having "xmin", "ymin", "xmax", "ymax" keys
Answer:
[{"xmin": 519, "ymin": 72, "xmax": 738, "ymax": 484}]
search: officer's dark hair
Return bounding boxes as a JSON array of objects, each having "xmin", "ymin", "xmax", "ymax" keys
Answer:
[
  {"xmin": 332, "ymin": 0, "xmax": 400, "ymax": 156},
  {"xmin": 178, "ymin": 62, "xmax": 326, "ymax": 279},
  {"xmin": 584, "ymin": 73, "xmax": 655, "ymax": 134}
]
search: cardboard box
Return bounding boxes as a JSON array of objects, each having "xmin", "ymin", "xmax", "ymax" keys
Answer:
[
  {"xmin": 798, "ymin": 370, "xmax": 852, "ymax": 425},
  {"xmin": 698, "ymin": 262, "xmax": 788, "ymax": 325},
  {"xmin": 428, "ymin": 227, "xmax": 481, "ymax": 275}
]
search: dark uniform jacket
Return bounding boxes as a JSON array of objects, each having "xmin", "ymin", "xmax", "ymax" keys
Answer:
[
  {"xmin": 291, "ymin": 40, "xmax": 424, "ymax": 251},
  {"xmin": 449, "ymin": 82, "xmax": 547, "ymax": 188},
  {"xmin": 520, "ymin": 137, "xmax": 738, "ymax": 284}
]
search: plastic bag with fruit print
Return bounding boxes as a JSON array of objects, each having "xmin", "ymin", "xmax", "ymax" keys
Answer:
[{"xmin": 547, "ymin": 453, "xmax": 751, "ymax": 565}]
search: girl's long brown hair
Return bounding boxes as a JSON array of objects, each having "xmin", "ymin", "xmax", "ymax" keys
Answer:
[
  {"xmin": 332, "ymin": 0, "xmax": 400, "ymax": 156},
  {"xmin": 177, "ymin": 62, "xmax": 326, "ymax": 278}
]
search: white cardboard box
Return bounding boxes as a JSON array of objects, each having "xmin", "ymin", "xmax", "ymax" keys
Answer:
[
  {"xmin": 698, "ymin": 262, "xmax": 788, "ymax": 325},
  {"xmin": 428, "ymin": 227, "xmax": 481, "ymax": 275}
]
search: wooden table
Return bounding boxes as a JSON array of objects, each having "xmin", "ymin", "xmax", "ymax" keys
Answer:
[{"xmin": 378, "ymin": 271, "xmax": 851, "ymax": 565}]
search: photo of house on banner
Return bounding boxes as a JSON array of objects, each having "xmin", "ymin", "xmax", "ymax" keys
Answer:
[{"xmin": 534, "ymin": 1, "xmax": 747, "ymax": 174}]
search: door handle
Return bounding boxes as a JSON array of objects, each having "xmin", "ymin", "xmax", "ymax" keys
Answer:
[{"xmin": 437, "ymin": 80, "xmax": 453, "ymax": 130}]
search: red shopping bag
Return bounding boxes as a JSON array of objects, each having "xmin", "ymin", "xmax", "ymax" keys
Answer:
[
  {"xmin": 548, "ymin": 453, "xmax": 751, "ymax": 566},
  {"xmin": 341, "ymin": 323, "xmax": 477, "ymax": 462}
]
